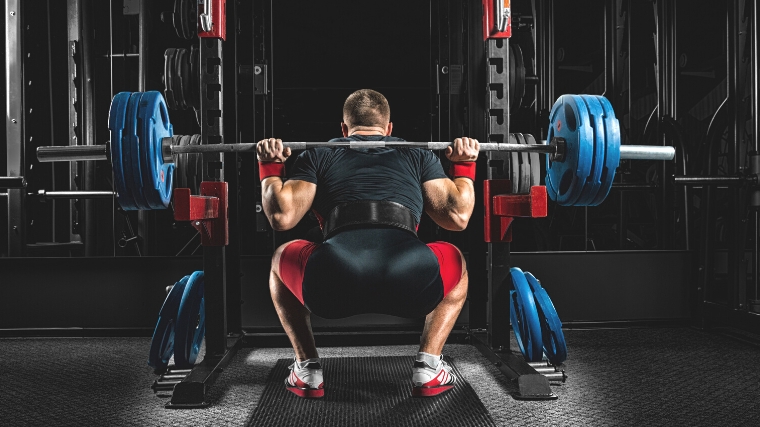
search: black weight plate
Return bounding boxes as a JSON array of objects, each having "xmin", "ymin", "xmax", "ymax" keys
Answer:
[
  {"xmin": 509, "ymin": 133, "xmax": 520, "ymax": 194},
  {"xmin": 174, "ymin": 48, "xmax": 189, "ymax": 110},
  {"xmin": 512, "ymin": 44, "xmax": 526, "ymax": 111},
  {"xmin": 515, "ymin": 133, "xmax": 531, "ymax": 194},
  {"xmin": 172, "ymin": 0, "xmax": 183, "ymax": 40},
  {"xmin": 180, "ymin": 135, "xmax": 192, "ymax": 190},
  {"xmin": 523, "ymin": 133, "xmax": 541, "ymax": 187},
  {"xmin": 190, "ymin": 134, "xmax": 202, "ymax": 194},
  {"xmin": 509, "ymin": 46, "xmax": 516, "ymax": 111},
  {"xmin": 163, "ymin": 48, "xmax": 178, "ymax": 110},
  {"xmin": 189, "ymin": 44, "xmax": 199, "ymax": 110},
  {"xmin": 176, "ymin": 135, "xmax": 190, "ymax": 188},
  {"xmin": 184, "ymin": 0, "xmax": 198, "ymax": 39}
]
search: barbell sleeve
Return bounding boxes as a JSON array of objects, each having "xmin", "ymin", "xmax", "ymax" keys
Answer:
[{"xmin": 36, "ymin": 144, "xmax": 109, "ymax": 162}]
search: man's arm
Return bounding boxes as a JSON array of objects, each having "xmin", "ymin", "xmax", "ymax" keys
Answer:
[
  {"xmin": 258, "ymin": 138, "xmax": 317, "ymax": 231},
  {"xmin": 422, "ymin": 137, "xmax": 479, "ymax": 231}
]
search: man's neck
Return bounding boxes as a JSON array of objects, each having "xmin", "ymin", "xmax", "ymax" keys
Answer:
[{"xmin": 348, "ymin": 126, "xmax": 387, "ymax": 136}]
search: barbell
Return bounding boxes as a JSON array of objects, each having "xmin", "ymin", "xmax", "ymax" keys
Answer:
[{"xmin": 36, "ymin": 91, "xmax": 675, "ymax": 210}]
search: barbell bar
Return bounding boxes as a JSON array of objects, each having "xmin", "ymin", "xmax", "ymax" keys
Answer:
[
  {"xmin": 34, "ymin": 91, "xmax": 676, "ymax": 210},
  {"xmin": 36, "ymin": 136, "xmax": 675, "ymax": 163}
]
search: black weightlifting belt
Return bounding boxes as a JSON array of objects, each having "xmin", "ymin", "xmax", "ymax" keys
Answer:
[{"xmin": 322, "ymin": 200, "xmax": 417, "ymax": 240}]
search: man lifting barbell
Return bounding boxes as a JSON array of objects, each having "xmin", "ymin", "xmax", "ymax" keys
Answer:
[{"xmin": 257, "ymin": 89, "xmax": 479, "ymax": 399}]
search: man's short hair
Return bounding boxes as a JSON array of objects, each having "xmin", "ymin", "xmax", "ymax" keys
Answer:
[{"xmin": 342, "ymin": 89, "xmax": 391, "ymax": 129}]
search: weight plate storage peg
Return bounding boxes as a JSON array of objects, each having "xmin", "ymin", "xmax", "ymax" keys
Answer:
[
  {"xmin": 509, "ymin": 267, "xmax": 544, "ymax": 362},
  {"xmin": 590, "ymin": 95, "xmax": 621, "ymax": 206},
  {"xmin": 108, "ymin": 92, "xmax": 138, "ymax": 210},
  {"xmin": 545, "ymin": 94, "xmax": 595, "ymax": 206},
  {"xmin": 136, "ymin": 91, "xmax": 175, "ymax": 209},
  {"xmin": 174, "ymin": 271, "xmax": 206, "ymax": 369},
  {"xmin": 574, "ymin": 95, "xmax": 606, "ymax": 205},
  {"xmin": 524, "ymin": 271, "xmax": 568, "ymax": 365},
  {"xmin": 148, "ymin": 275, "xmax": 191, "ymax": 371}
]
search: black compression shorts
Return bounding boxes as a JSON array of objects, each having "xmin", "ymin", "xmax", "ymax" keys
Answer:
[{"xmin": 278, "ymin": 227, "xmax": 463, "ymax": 319}]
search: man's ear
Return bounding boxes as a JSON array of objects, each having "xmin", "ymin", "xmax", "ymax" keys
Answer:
[
  {"xmin": 341, "ymin": 122, "xmax": 349, "ymax": 137},
  {"xmin": 386, "ymin": 122, "xmax": 393, "ymax": 136}
]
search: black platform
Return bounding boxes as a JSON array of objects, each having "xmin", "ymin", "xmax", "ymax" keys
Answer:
[{"xmin": 246, "ymin": 356, "xmax": 496, "ymax": 427}]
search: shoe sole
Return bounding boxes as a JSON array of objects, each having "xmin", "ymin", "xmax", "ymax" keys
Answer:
[
  {"xmin": 412, "ymin": 384, "xmax": 454, "ymax": 397},
  {"xmin": 286, "ymin": 384, "xmax": 325, "ymax": 398}
]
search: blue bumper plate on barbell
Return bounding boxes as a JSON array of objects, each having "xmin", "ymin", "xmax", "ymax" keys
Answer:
[
  {"xmin": 509, "ymin": 267, "xmax": 543, "ymax": 362},
  {"xmin": 108, "ymin": 92, "xmax": 137, "ymax": 211},
  {"xmin": 590, "ymin": 95, "xmax": 621, "ymax": 206},
  {"xmin": 174, "ymin": 271, "xmax": 206, "ymax": 369},
  {"xmin": 137, "ymin": 91, "xmax": 174, "ymax": 209},
  {"xmin": 148, "ymin": 275, "xmax": 190, "ymax": 370},
  {"xmin": 546, "ymin": 95, "xmax": 595, "ymax": 206},
  {"xmin": 574, "ymin": 95, "xmax": 606, "ymax": 206},
  {"xmin": 123, "ymin": 92, "xmax": 151, "ymax": 210},
  {"xmin": 524, "ymin": 271, "xmax": 568, "ymax": 365}
]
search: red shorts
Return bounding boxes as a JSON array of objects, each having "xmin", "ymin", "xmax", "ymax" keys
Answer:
[{"xmin": 278, "ymin": 235, "xmax": 463, "ymax": 313}]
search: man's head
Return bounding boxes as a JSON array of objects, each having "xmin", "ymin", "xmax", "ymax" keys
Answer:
[{"xmin": 341, "ymin": 89, "xmax": 393, "ymax": 136}]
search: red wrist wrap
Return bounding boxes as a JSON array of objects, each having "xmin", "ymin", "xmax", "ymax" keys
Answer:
[
  {"xmin": 449, "ymin": 162, "xmax": 476, "ymax": 181},
  {"xmin": 259, "ymin": 162, "xmax": 286, "ymax": 180}
]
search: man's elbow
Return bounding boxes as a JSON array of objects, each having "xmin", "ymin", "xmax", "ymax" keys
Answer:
[
  {"xmin": 269, "ymin": 213, "xmax": 297, "ymax": 231},
  {"xmin": 448, "ymin": 212, "xmax": 471, "ymax": 231}
]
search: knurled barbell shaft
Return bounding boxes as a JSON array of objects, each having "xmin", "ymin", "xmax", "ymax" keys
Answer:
[{"xmin": 35, "ymin": 138, "xmax": 676, "ymax": 163}]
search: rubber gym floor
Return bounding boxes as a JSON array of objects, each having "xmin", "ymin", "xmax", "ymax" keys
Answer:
[{"xmin": 1, "ymin": 327, "xmax": 758, "ymax": 426}]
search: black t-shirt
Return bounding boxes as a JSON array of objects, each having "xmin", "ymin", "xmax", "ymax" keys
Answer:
[{"xmin": 288, "ymin": 135, "xmax": 448, "ymax": 223}]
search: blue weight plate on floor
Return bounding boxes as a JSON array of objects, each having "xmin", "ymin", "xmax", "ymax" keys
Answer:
[
  {"xmin": 574, "ymin": 95, "xmax": 606, "ymax": 206},
  {"xmin": 545, "ymin": 95, "xmax": 594, "ymax": 206},
  {"xmin": 509, "ymin": 267, "xmax": 543, "ymax": 362},
  {"xmin": 148, "ymin": 275, "xmax": 190, "ymax": 370},
  {"xmin": 174, "ymin": 271, "xmax": 206, "ymax": 369},
  {"xmin": 524, "ymin": 272, "xmax": 568, "ymax": 365},
  {"xmin": 123, "ymin": 92, "xmax": 150, "ymax": 210},
  {"xmin": 590, "ymin": 95, "xmax": 621, "ymax": 206},
  {"xmin": 136, "ymin": 91, "xmax": 175, "ymax": 209},
  {"xmin": 108, "ymin": 92, "xmax": 137, "ymax": 210}
]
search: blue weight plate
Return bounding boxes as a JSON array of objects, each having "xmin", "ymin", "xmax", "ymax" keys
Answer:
[
  {"xmin": 509, "ymin": 267, "xmax": 543, "ymax": 362},
  {"xmin": 524, "ymin": 272, "xmax": 568, "ymax": 365},
  {"xmin": 137, "ymin": 91, "xmax": 175, "ymax": 209},
  {"xmin": 108, "ymin": 92, "xmax": 137, "ymax": 210},
  {"xmin": 148, "ymin": 275, "xmax": 190, "ymax": 370},
  {"xmin": 590, "ymin": 96, "xmax": 621, "ymax": 206},
  {"xmin": 123, "ymin": 92, "xmax": 150, "ymax": 210},
  {"xmin": 545, "ymin": 95, "xmax": 594, "ymax": 206},
  {"xmin": 174, "ymin": 271, "xmax": 206, "ymax": 369},
  {"xmin": 574, "ymin": 95, "xmax": 606, "ymax": 206}
]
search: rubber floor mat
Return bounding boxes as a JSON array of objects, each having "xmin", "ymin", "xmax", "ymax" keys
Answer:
[{"xmin": 247, "ymin": 356, "xmax": 496, "ymax": 427}]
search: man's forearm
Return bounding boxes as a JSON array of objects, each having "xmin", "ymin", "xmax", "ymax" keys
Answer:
[
  {"xmin": 261, "ymin": 176, "xmax": 292, "ymax": 230},
  {"xmin": 449, "ymin": 177, "xmax": 476, "ymax": 222}
]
